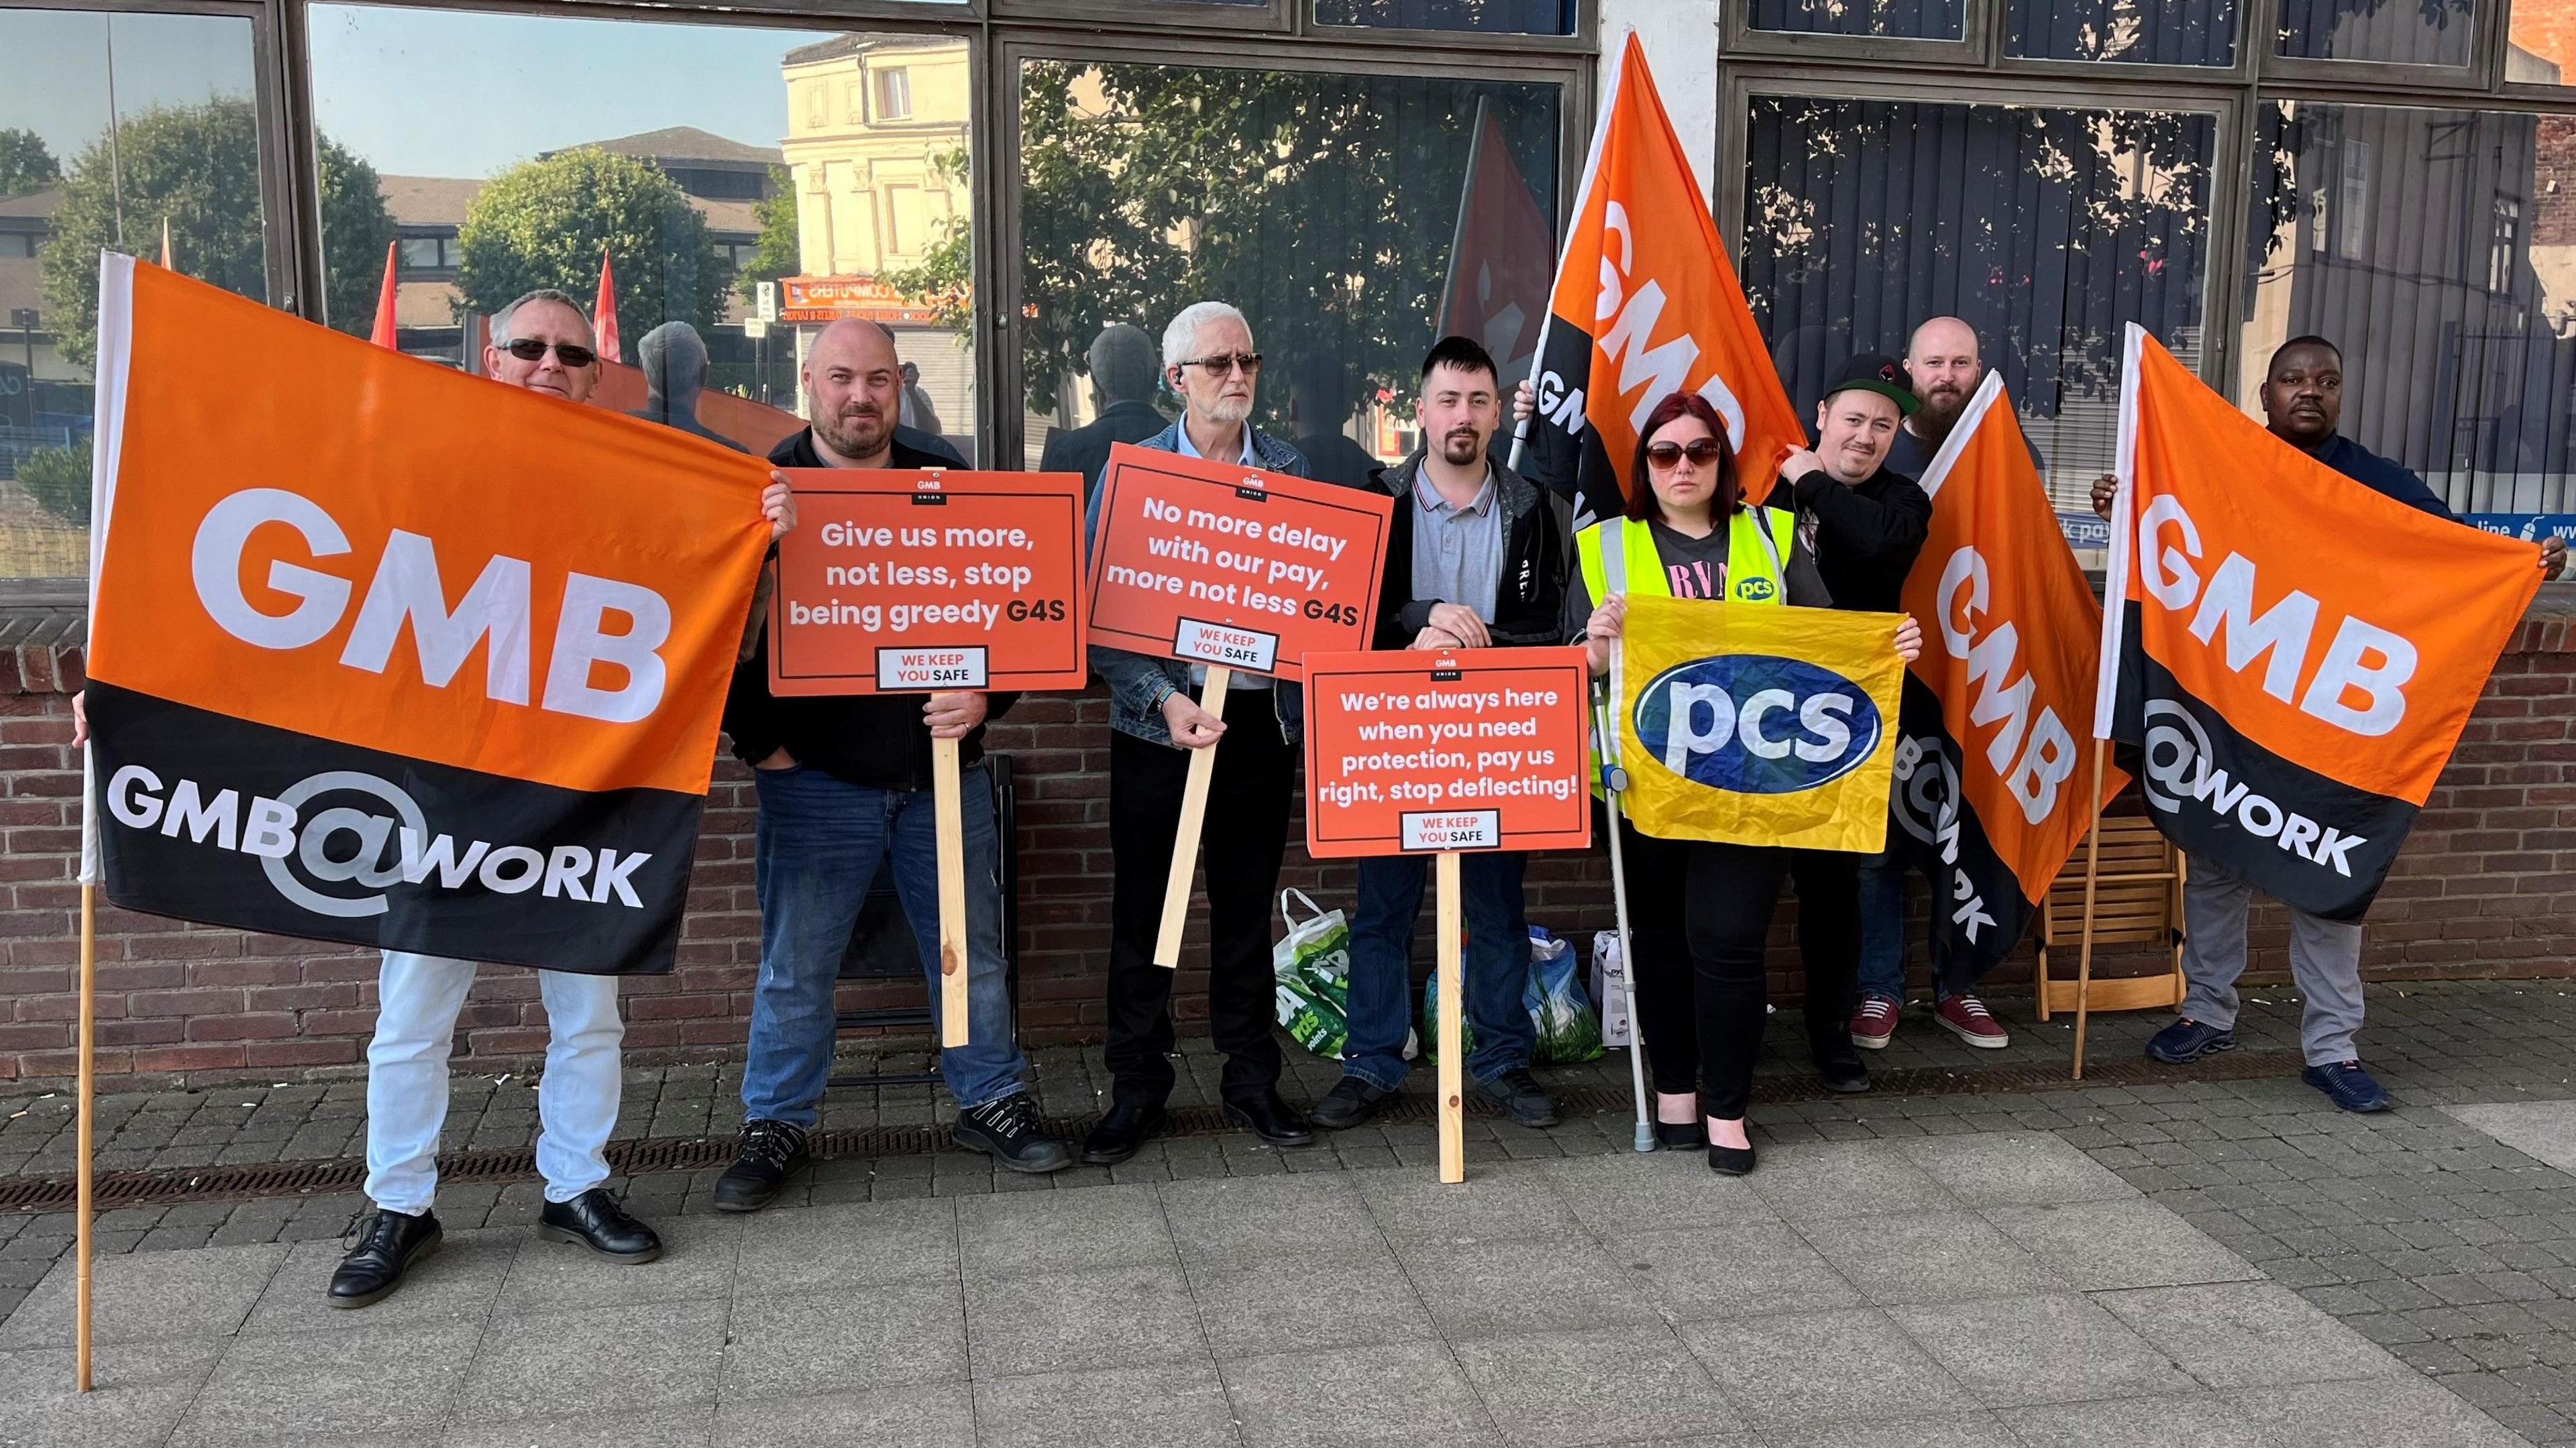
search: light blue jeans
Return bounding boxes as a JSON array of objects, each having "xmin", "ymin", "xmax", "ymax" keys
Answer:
[
  {"xmin": 365, "ymin": 951, "xmax": 621, "ymax": 1215},
  {"xmin": 742, "ymin": 761, "xmax": 1026, "ymax": 1125}
]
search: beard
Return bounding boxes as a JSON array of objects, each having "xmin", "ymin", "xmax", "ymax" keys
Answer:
[
  {"xmin": 1438, "ymin": 428, "xmax": 1484, "ymax": 466},
  {"xmin": 815, "ymin": 402, "xmax": 892, "ymax": 459},
  {"xmin": 1196, "ymin": 393, "xmax": 1252, "ymax": 427},
  {"xmin": 1914, "ymin": 387, "xmax": 1968, "ymax": 441}
]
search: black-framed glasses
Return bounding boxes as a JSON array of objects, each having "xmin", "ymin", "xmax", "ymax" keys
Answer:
[
  {"xmin": 1179, "ymin": 351, "xmax": 1263, "ymax": 377},
  {"xmin": 1646, "ymin": 439, "xmax": 1726, "ymax": 469},
  {"xmin": 500, "ymin": 337, "xmax": 598, "ymax": 369}
]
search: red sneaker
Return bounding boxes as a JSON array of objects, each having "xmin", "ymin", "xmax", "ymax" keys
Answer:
[
  {"xmin": 1934, "ymin": 995, "xmax": 2010, "ymax": 1049},
  {"xmin": 1848, "ymin": 995, "xmax": 1900, "ymax": 1050}
]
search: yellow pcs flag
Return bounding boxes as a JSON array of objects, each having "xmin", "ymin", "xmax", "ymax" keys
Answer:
[{"xmin": 1614, "ymin": 596, "xmax": 1906, "ymax": 852}]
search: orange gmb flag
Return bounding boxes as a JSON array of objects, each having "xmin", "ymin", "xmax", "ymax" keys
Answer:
[
  {"xmin": 2098, "ymin": 324, "xmax": 2543, "ymax": 920},
  {"xmin": 80, "ymin": 255, "xmax": 771, "ymax": 974},
  {"xmin": 1513, "ymin": 33, "xmax": 1803, "ymax": 524},
  {"xmin": 1896, "ymin": 372, "xmax": 2127, "ymax": 972}
]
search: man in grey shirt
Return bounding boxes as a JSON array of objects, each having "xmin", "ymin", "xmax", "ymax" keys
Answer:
[{"xmin": 1311, "ymin": 336, "xmax": 1569, "ymax": 1133}]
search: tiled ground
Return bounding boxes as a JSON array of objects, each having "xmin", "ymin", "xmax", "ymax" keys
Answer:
[
  {"xmin": 11, "ymin": 981, "xmax": 2576, "ymax": 1441},
  {"xmin": 0, "ymin": 1133, "xmax": 2526, "ymax": 1448}
]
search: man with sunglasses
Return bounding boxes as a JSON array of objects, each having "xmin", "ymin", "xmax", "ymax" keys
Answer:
[
  {"xmin": 714, "ymin": 318, "xmax": 1074, "ymax": 1210},
  {"xmin": 1081, "ymin": 300, "xmax": 1320, "ymax": 1164},
  {"xmin": 324, "ymin": 288, "xmax": 798, "ymax": 1308}
]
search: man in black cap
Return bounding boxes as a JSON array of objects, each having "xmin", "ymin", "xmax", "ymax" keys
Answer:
[{"xmin": 1774, "ymin": 353, "xmax": 1937, "ymax": 1091}]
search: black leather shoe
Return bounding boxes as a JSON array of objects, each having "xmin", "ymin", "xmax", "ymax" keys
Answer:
[
  {"xmin": 1080, "ymin": 1100, "xmax": 1167, "ymax": 1166},
  {"xmin": 1310, "ymin": 1076, "xmax": 1395, "ymax": 1131},
  {"xmin": 1221, "ymin": 1090, "xmax": 1315, "ymax": 1147},
  {"xmin": 1654, "ymin": 1117, "xmax": 1708, "ymax": 1150},
  {"xmin": 1811, "ymin": 1032, "xmax": 1872, "ymax": 1095},
  {"xmin": 537, "ymin": 1188, "xmax": 662, "ymax": 1263},
  {"xmin": 955, "ymin": 1093, "xmax": 1075, "ymax": 1174},
  {"xmin": 712, "ymin": 1118, "xmax": 811, "ymax": 1213},
  {"xmin": 1474, "ymin": 1067, "xmax": 1562, "ymax": 1128},
  {"xmin": 327, "ymin": 1207, "xmax": 441, "ymax": 1309},
  {"xmin": 1707, "ymin": 1142, "xmax": 1758, "ymax": 1176}
]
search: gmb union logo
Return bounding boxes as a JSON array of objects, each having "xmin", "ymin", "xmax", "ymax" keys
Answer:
[{"xmin": 1632, "ymin": 655, "xmax": 1880, "ymax": 793}]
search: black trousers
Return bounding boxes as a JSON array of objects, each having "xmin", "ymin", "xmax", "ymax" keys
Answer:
[
  {"xmin": 1608, "ymin": 803, "xmax": 1858, "ymax": 1119},
  {"xmin": 1104, "ymin": 697, "xmax": 1291, "ymax": 1109}
]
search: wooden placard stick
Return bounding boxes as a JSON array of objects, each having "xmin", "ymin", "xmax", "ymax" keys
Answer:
[
  {"xmin": 1436, "ymin": 849, "xmax": 1465, "ymax": 1184},
  {"xmin": 1152, "ymin": 665, "xmax": 1231, "ymax": 969},
  {"xmin": 2071, "ymin": 740, "xmax": 2108, "ymax": 1081},
  {"xmin": 932, "ymin": 735, "xmax": 970, "ymax": 1049}
]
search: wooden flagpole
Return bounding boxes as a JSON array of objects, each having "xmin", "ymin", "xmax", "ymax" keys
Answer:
[
  {"xmin": 1435, "ymin": 850, "xmax": 1464, "ymax": 1184},
  {"xmin": 931, "ymin": 736, "xmax": 969, "ymax": 1048},
  {"xmin": 2071, "ymin": 740, "xmax": 2108, "ymax": 1080},
  {"xmin": 1153, "ymin": 667, "xmax": 1231, "ymax": 968},
  {"xmin": 74, "ymin": 880, "xmax": 95, "ymax": 1391}
]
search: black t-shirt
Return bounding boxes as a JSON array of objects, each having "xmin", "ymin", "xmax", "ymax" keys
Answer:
[{"xmin": 1783, "ymin": 465, "xmax": 1932, "ymax": 614}]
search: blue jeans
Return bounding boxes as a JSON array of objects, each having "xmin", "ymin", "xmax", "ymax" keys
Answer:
[
  {"xmin": 1856, "ymin": 848, "xmax": 1960, "ymax": 1003},
  {"xmin": 1341, "ymin": 851, "xmax": 1536, "ymax": 1092},
  {"xmin": 743, "ymin": 761, "xmax": 1027, "ymax": 1125}
]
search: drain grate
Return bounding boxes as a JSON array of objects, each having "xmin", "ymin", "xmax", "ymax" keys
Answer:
[{"xmin": 0, "ymin": 1047, "xmax": 2303, "ymax": 1215}]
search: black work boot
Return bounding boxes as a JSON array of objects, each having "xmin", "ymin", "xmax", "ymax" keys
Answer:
[
  {"xmin": 1810, "ymin": 1021, "xmax": 1872, "ymax": 1095},
  {"xmin": 953, "ymin": 1093, "xmax": 1075, "ymax": 1174},
  {"xmin": 327, "ymin": 1207, "xmax": 443, "ymax": 1309},
  {"xmin": 537, "ymin": 1188, "xmax": 663, "ymax": 1263},
  {"xmin": 1474, "ymin": 1066, "xmax": 1561, "ymax": 1128},
  {"xmin": 712, "ymin": 1118, "xmax": 812, "ymax": 1213}
]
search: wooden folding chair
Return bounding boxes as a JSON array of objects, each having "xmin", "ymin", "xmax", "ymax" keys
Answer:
[{"xmin": 2033, "ymin": 814, "xmax": 2185, "ymax": 1020}]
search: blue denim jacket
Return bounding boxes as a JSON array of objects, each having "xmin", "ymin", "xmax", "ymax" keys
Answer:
[{"xmin": 1084, "ymin": 421, "xmax": 1313, "ymax": 746}]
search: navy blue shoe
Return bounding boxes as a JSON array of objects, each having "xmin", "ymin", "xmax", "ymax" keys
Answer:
[
  {"xmin": 2145, "ymin": 1017, "xmax": 2237, "ymax": 1064},
  {"xmin": 2304, "ymin": 1061, "xmax": 2393, "ymax": 1113}
]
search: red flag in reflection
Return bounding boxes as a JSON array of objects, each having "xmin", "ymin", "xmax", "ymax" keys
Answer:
[
  {"xmin": 1436, "ymin": 101, "xmax": 1554, "ymax": 386},
  {"xmin": 594, "ymin": 249, "xmax": 623, "ymax": 365},
  {"xmin": 369, "ymin": 241, "xmax": 399, "ymax": 350}
]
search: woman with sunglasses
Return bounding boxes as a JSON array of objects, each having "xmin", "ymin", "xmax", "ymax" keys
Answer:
[{"xmin": 1564, "ymin": 390, "xmax": 1921, "ymax": 1176}]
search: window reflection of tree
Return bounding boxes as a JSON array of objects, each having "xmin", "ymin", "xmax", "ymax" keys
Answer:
[{"xmin": 2275, "ymin": 0, "xmax": 2479, "ymax": 65}]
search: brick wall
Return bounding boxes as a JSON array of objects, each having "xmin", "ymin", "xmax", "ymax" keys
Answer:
[{"xmin": 5, "ymin": 592, "xmax": 2573, "ymax": 1089}]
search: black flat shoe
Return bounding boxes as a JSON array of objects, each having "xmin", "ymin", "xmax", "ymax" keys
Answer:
[
  {"xmin": 537, "ymin": 1188, "xmax": 662, "ymax": 1264},
  {"xmin": 1080, "ymin": 1100, "xmax": 1167, "ymax": 1166},
  {"xmin": 1311, "ymin": 1076, "xmax": 1395, "ymax": 1131},
  {"xmin": 712, "ymin": 1118, "xmax": 811, "ymax": 1214},
  {"xmin": 1811, "ymin": 1034, "xmax": 1872, "ymax": 1095},
  {"xmin": 327, "ymin": 1207, "xmax": 442, "ymax": 1309},
  {"xmin": 1707, "ymin": 1143, "xmax": 1758, "ymax": 1176},
  {"xmin": 1221, "ymin": 1090, "xmax": 1316, "ymax": 1147},
  {"xmin": 1654, "ymin": 1118, "xmax": 1708, "ymax": 1150}
]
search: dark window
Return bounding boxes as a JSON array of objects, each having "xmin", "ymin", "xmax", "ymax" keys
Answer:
[
  {"xmin": 1748, "ymin": 0, "xmax": 1966, "ymax": 42},
  {"xmin": 1741, "ymin": 94, "xmax": 2214, "ymax": 511},
  {"xmin": 1315, "ymin": 0, "xmax": 1577, "ymax": 34},
  {"xmin": 2276, "ymin": 0, "xmax": 2478, "ymax": 67},
  {"xmin": 2004, "ymin": 0, "xmax": 2237, "ymax": 64}
]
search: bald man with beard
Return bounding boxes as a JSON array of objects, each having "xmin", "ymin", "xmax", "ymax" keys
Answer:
[{"xmin": 715, "ymin": 320, "xmax": 1073, "ymax": 1209}]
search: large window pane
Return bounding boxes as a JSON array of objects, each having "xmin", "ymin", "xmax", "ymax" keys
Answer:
[
  {"xmin": 1741, "ymin": 95, "xmax": 2214, "ymax": 515},
  {"xmin": 0, "ymin": 7, "xmax": 270, "ymax": 583},
  {"xmin": 2244, "ymin": 102, "xmax": 2576, "ymax": 516},
  {"xmin": 1316, "ymin": 0, "xmax": 1577, "ymax": 34},
  {"xmin": 1748, "ymin": 0, "xmax": 1966, "ymax": 43},
  {"xmin": 1012, "ymin": 61, "xmax": 1560, "ymax": 482},
  {"xmin": 2004, "ymin": 0, "xmax": 2237, "ymax": 64},
  {"xmin": 311, "ymin": 7, "xmax": 976, "ymax": 461},
  {"xmin": 2276, "ymin": 0, "xmax": 2477, "ymax": 67}
]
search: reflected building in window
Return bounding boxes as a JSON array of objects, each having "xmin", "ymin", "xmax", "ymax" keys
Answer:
[{"xmin": 775, "ymin": 34, "xmax": 974, "ymax": 459}]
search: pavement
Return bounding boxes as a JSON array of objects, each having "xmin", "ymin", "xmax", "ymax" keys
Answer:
[{"xmin": 5, "ymin": 979, "xmax": 2576, "ymax": 1445}]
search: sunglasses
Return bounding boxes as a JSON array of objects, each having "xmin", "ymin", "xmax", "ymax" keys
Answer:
[
  {"xmin": 1646, "ymin": 439, "xmax": 1727, "ymax": 469},
  {"xmin": 500, "ymin": 337, "xmax": 598, "ymax": 369},
  {"xmin": 1179, "ymin": 351, "xmax": 1263, "ymax": 377}
]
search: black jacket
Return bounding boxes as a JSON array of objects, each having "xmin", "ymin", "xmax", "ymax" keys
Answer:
[
  {"xmin": 1785, "ymin": 465, "xmax": 1932, "ymax": 614},
  {"xmin": 1371, "ymin": 453, "xmax": 1566, "ymax": 650},
  {"xmin": 1038, "ymin": 398, "xmax": 1169, "ymax": 492},
  {"xmin": 720, "ymin": 429, "xmax": 1016, "ymax": 791}
]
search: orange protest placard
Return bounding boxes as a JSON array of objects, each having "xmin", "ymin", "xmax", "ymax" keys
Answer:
[
  {"xmin": 767, "ymin": 469, "xmax": 1087, "ymax": 695},
  {"xmin": 1085, "ymin": 443, "xmax": 1392, "ymax": 681},
  {"xmin": 1301, "ymin": 647, "xmax": 1594, "ymax": 858}
]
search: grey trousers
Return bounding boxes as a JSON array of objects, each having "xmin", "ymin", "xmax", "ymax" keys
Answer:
[{"xmin": 2179, "ymin": 856, "xmax": 2366, "ymax": 1066}]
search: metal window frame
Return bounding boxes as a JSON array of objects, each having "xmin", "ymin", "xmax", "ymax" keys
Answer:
[
  {"xmin": 1722, "ymin": 0, "xmax": 1990, "ymax": 68},
  {"xmin": 1714, "ymin": 61, "xmax": 2253, "ymax": 396},
  {"xmin": 991, "ymin": 0, "xmax": 1293, "ymax": 34},
  {"xmin": 1989, "ymin": 0, "xmax": 2256, "ymax": 82},
  {"xmin": 983, "ymin": 25, "xmax": 1591, "ymax": 466},
  {"xmin": 2258, "ymin": 0, "xmax": 2502, "ymax": 92},
  {"xmin": 1303, "ymin": 0, "xmax": 1592, "ymax": 50}
]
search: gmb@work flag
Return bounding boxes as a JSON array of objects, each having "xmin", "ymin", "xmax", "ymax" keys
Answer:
[
  {"xmin": 79, "ymin": 256, "xmax": 771, "ymax": 974},
  {"xmin": 1613, "ymin": 596, "xmax": 1905, "ymax": 852},
  {"xmin": 2096, "ymin": 324, "xmax": 2542, "ymax": 921},
  {"xmin": 1513, "ymin": 34, "xmax": 1804, "ymax": 524},
  {"xmin": 1896, "ymin": 372, "xmax": 2128, "ymax": 975}
]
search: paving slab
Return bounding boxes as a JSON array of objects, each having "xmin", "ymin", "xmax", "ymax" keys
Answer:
[
  {"xmin": 1220, "ymin": 1339, "xmax": 1502, "ymax": 1448},
  {"xmin": 1678, "ymin": 1307, "xmax": 1983, "ymax": 1429},
  {"xmin": 1888, "ymin": 1292, "xmax": 2196, "ymax": 1408},
  {"xmin": 0, "ymin": 1243, "xmax": 287, "ymax": 1350},
  {"xmin": 1450, "ymin": 1323, "xmax": 1746, "ymax": 1448}
]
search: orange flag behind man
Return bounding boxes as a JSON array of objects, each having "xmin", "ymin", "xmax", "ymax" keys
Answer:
[
  {"xmin": 1895, "ymin": 372, "xmax": 2127, "ymax": 977},
  {"xmin": 79, "ymin": 256, "xmax": 771, "ymax": 974},
  {"xmin": 1510, "ymin": 33, "xmax": 1803, "ymax": 524},
  {"xmin": 2096, "ymin": 325, "xmax": 2542, "ymax": 920}
]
